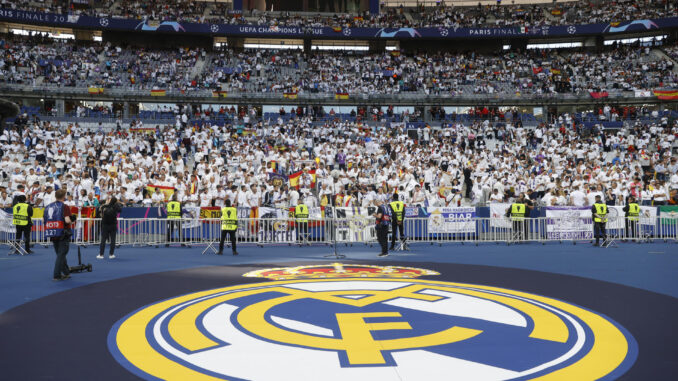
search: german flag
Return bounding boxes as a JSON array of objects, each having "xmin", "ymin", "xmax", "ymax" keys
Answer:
[
  {"xmin": 654, "ymin": 90, "xmax": 678, "ymax": 100},
  {"xmin": 88, "ymin": 86, "xmax": 104, "ymax": 94},
  {"xmin": 283, "ymin": 92, "xmax": 298, "ymax": 99},
  {"xmin": 335, "ymin": 92, "xmax": 349, "ymax": 100},
  {"xmin": 212, "ymin": 91, "xmax": 227, "ymax": 98},
  {"xmin": 150, "ymin": 89, "xmax": 166, "ymax": 96}
]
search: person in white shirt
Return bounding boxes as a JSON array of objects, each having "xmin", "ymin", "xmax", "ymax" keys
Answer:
[
  {"xmin": 288, "ymin": 188, "xmax": 300, "ymax": 208},
  {"xmin": 569, "ymin": 185, "xmax": 587, "ymax": 206}
]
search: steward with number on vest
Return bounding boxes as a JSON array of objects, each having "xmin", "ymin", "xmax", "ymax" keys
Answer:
[
  {"xmin": 591, "ymin": 195, "xmax": 607, "ymax": 246},
  {"xmin": 165, "ymin": 194, "xmax": 183, "ymax": 246},
  {"xmin": 389, "ymin": 194, "xmax": 406, "ymax": 250},
  {"xmin": 218, "ymin": 199, "xmax": 238, "ymax": 256},
  {"xmin": 506, "ymin": 201, "xmax": 526, "ymax": 240},
  {"xmin": 12, "ymin": 194, "xmax": 33, "ymax": 254},
  {"xmin": 623, "ymin": 196, "xmax": 640, "ymax": 240},
  {"xmin": 295, "ymin": 203, "xmax": 309, "ymax": 243}
]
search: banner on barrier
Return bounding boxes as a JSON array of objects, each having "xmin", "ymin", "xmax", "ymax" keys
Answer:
[
  {"xmin": 659, "ymin": 206, "xmax": 678, "ymax": 224},
  {"xmin": 607, "ymin": 206, "xmax": 626, "ymax": 230},
  {"xmin": 545, "ymin": 206, "xmax": 593, "ymax": 239},
  {"xmin": 489, "ymin": 203, "xmax": 512, "ymax": 228},
  {"xmin": 0, "ymin": 210, "xmax": 14, "ymax": 233},
  {"xmin": 333, "ymin": 207, "xmax": 376, "ymax": 242},
  {"xmin": 426, "ymin": 207, "xmax": 475, "ymax": 233}
]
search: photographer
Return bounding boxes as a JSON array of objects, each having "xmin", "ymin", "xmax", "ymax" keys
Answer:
[
  {"xmin": 44, "ymin": 189, "xmax": 74, "ymax": 281},
  {"xmin": 98, "ymin": 197, "xmax": 122, "ymax": 259}
]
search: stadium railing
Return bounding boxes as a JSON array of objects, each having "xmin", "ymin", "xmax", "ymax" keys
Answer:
[{"xmin": 2, "ymin": 216, "xmax": 676, "ymax": 252}]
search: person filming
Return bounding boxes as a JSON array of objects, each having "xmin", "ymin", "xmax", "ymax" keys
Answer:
[
  {"xmin": 98, "ymin": 197, "xmax": 122, "ymax": 259},
  {"xmin": 44, "ymin": 189, "xmax": 75, "ymax": 281}
]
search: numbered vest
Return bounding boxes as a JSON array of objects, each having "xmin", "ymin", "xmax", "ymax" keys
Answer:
[
  {"xmin": 44, "ymin": 201, "xmax": 65, "ymax": 238},
  {"xmin": 221, "ymin": 207, "xmax": 238, "ymax": 231},
  {"xmin": 389, "ymin": 201, "xmax": 404, "ymax": 222},
  {"xmin": 167, "ymin": 201, "xmax": 181, "ymax": 219},
  {"xmin": 511, "ymin": 203, "xmax": 526, "ymax": 221},
  {"xmin": 594, "ymin": 203, "xmax": 608, "ymax": 223},
  {"xmin": 295, "ymin": 204, "xmax": 309, "ymax": 223},
  {"xmin": 12, "ymin": 203, "xmax": 29, "ymax": 226},
  {"xmin": 627, "ymin": 203, "xmax": 639, "ymax": 221}
]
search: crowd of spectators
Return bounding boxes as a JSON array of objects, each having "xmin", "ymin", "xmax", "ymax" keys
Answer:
[
  {"xmin": 0, "ymin": 0, "xmax": 675, "ymax": 28},
  {"xmin": 1, "ymin": 106, "xmax": 676, "ymax": 211},
  {"xmin": 2, "ymin": 33, "xmax": 676, "ymax": 96}
]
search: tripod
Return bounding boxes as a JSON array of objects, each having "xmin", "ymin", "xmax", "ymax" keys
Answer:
[{"xmin": 324, "ymin": 213, "xmax": 345, "ymax": 259}]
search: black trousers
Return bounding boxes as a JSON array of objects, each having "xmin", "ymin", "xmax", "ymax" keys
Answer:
[
  {"xmin": 167, "ymin": 220, "xmax": 182, "ymax": 243},
  {"xmin": 391, "ymin": 221, "xmax": 405, "ymax": 247},
  {"xmin": 625, "ymin": 219, "xmax": 637, "ymax": 239},
  {"xmin": 15, "ymin": 225, "xmax": 31, "ymax": 252},
  {"xmin": 377, "ymin": 225, "xmax": 389, "ymax": 254},
  {"xmin": 219, "ymin": 230, "xmax": 236, "ymax": 253},
  {"xmin": 297, "ymin": 222, "xmax": 308, "ymax": 242},
  {"xmin": 594, "ymin": 222, "xmax": 607, "ymax": 243},
  {"xmin": 512, "ymin": 220, "xmax": 525, "ymax": 240},
  {"xmin": 100, "ymin": 224, "xmax": 117, "ymax": 256},
  {"xmin": 52, "ymin": 237, "xmax": 70, "ymax": 278}
]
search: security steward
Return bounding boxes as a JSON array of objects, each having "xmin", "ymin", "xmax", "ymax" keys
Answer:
[
  {"xmin": 506, "ymin": 199, "xmax": 526, "ymax": 241},
  {"xmin": 375, "ymin": 200, "xmax": 391, "ymax": 257},
  {"xmin": 389, "ymin": 193, "xmax": 405, "ymax": 250},
  {"xmin": 218, "ymin": 199, "xmax": 239, "ymax": 256},
  {"xmin": 12, "ymin": 194, "xmax": 33, "ymax": 254},
  {"xmin": 166, "ymin": 193, "xmax": 182, "ymax": 247},
  {"xmin": 592, "ymin": 194, "xmax": 608, "ymax": 246},
  {"xmin": 623, "ymin": 196, "xmax": 640, "ymax": 241},
  {"xmin": 295, "ymin": 201, "xmax": 309, "ymax": 244}
]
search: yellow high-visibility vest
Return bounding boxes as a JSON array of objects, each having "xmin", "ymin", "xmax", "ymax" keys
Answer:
[
  {"xmin": 221, "ymin": 207, "xmax": 238, "ymax": 231},
  {"xmin": 167, "ymin": 201, "xmax": 181, "ymax": 219},
  {"xmin": 594, "ymin": 203, "xmax": 607, "ymax": 223},
  {"xmin": 511, "ymin": 203, "xmax": 526, "ymax": 221},
  {"xmin": 627, "ymin": 203, "xmax": 639, "ymax": 221},
  {"xmin": 390, "ymin": 201, "xmax": 404, "ymax": 222},
  {"xmin": 12, "ymin": 203, "xmax": 29, "ymax": 226},
  {"xmin": 295, "ymin": 204, "xmax": 309, "ymax": 223}
]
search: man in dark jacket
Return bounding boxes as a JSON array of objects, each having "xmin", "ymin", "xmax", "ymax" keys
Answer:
[{"xmin": 98, "ymin": 197, "xmax": 122, "ymax": 259}]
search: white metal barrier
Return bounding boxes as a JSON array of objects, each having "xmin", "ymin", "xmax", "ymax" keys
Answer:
[{"xmin": 2, "ymin": 216, "xmax": 676, "ymax": 252}]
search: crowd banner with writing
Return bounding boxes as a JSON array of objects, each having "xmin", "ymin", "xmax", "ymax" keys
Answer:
[
  {"xmin": 545, "ymin": 206, "xmax": 593, "ymax": 240},
  {"xmin": 333, "ymin": 207, "xmax": 376, "ymax": 242},
  {"xmin": 0, "ymin": 9, "xmax": 675, "ymax": 40},
  {"xmin": 425, "ymin": 207, "xmax": 475, "ymax": 234},
  {"xmin": 489, "ymin": 203, "xmax": 512, "ymax": 228}
]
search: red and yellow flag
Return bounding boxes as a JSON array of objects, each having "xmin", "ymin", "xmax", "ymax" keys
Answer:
[
  {"xmin": 335, "ymin": 92, "xmax": 349, "ymax": 100},
  {"xmin": 654, "ymin": 90, "xmax": 678, "ymax": 100},
  {"xmin": 284, "ymin": 92, "xmax": 298, "ymax": 99},
  {"xmin": 150, "ymin": 89, "xmax": 167, "ymax": 96}
]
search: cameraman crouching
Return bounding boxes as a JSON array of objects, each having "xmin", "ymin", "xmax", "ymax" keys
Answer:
[{"xmin": 44, "ymin": 189, "xmax": 75, "ymax": 281}]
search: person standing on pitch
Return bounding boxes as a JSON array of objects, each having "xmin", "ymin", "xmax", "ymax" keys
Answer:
[
  {"xmin": 218, "ymin": 199, "xmax": 239, "ymax": 256},
  {"xmin": 44, "ymin": 189, "xmax": 75, "ymax": 281},
  {"xmin": 375, "ymin": 200, "xmax": 391, "ymax": 257},
  {"xmin": 592, "ymin": 194, "xmax": 608, "ymax": 246},
  {"xmin": 295, "ymin": 200, "xmax": 309, "ymax": 244},
  {"xmin": 166, "ymin": 193, "xmax": 182, "ymax": 246},
  {"xmin": 623, "ymin": 195, "xmax": 639, "ymax": 241},
  {"xmin": 389, "ymin": 193, "xmax": 405, "ymax": 250},
  {"xmin": 12, "ymin": 194, "xmax": 33, "ymax": 254},
  {"xmin": 98, "ymin": 196, "xmax": 122, "ymax": 259}
]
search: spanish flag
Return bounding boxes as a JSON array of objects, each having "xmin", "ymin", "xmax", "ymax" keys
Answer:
[
  {"xmin": 654, "ymin": 90, "xmax": 678, "ymax": 100},
  {"xmin": 284, "ymin": 92, "xmax": 298, "ymax": 99},
  {"xmin": 332, "ymin": 26, "xmax": 342, "ymax": 32},
  {"xmin": 551, "ymin": 9, "xmax": 562, "ymax": 16},
  {"xmin": 88, "ymin": 86, "xmax": 103, "ymax": 94},
  {"xmin": 146, "ymin": 184, "xmax": 175, "ymax": 201},
  {"xmin": 335, "ymin": 92, "xmax": 349, "ymax": 100},
  {"xmin": 390, "ymin": 50, "xmax": 401, "ymax": 57},
  {"xmin": 212, "ymin": 91, "xmax": 227, "ymax": 98},
  {"xmin": 150, "ymin": 89, "xmax": 166, "ymax": 96},
  {"xmin": 288, "ymin": 169, "xmax": 316, "ymax": 189},
  {"xmin": 551, "ymin": 68, "xmax": 561, "ymax": 75}
]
